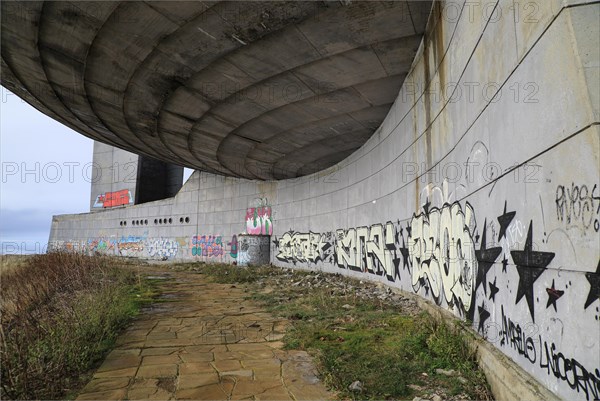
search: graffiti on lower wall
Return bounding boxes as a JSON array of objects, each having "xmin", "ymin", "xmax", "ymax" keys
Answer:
[
  {"xmin": 93, "ymin": 189, "xmax": 134, "ymax": 208},
  {"xmin": 87, "ymin": 237, "xmax": 116, "ymax": 253},
  {"xmin": 52, "ymin": 234, "xmax": 233, "ymax": 261},
  {"xmin": 275, "ymin": 231, "xmax": 334, "ymax": 264},
  {"xmin": 147, "ymin": 238, "xmax": 179, "ymax": 259},
  {"xmin": 336, "ymin": 221, "xmax": 405, "ymax": 280},
  {"xmin": 191, "ymin": 235, "xmax": 224, "ymax": 257},
  {"xmin": 238, "ymin": 235, "xmax": 270, "ymax": 266},
  {"xmin": 495, "ymin": 307, "xmax": 600, "ymax": 401},
  {"xmin": 117, "ymin": 235, "xmax": 145, "ymax": 257},
  {"xmin": 246, "ymin": 207, "xmax": 273, "ymax": 235},
  {"xmin": 53, "ymin": 239, "xmax": 85, "ymax": 253},
  {"xmin": 228, "ymin": 235, "xmax": 238, "ymax": 259},
  {"xmin": 409, "ymin": 202, "xmax": 480, "ymax": 314}
]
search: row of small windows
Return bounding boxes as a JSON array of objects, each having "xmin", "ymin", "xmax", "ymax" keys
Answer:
[
  {"xmin": 120, "ymin": 219, "xmax": 148, "ymax": 226},
  {"xmin": 119, "ymin": 217, "xmax": 190, "ymax": 227}
]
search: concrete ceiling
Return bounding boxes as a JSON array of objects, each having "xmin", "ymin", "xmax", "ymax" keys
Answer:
[{"xmin": 1, "ymin": 1, "xmax": 431, "ymax": 180}]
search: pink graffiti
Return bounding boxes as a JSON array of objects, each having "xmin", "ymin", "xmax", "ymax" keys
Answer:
[
  {"xmin": 245, "ymin": 207, "xmax": 273, "ymax": 235},
  {"xmin": 228, "ymin": 235, "xmax": 238, "ymax": 258},
  {"xmin": 191, "ymin": 235, "xmax": 224, "ymax": 257}
]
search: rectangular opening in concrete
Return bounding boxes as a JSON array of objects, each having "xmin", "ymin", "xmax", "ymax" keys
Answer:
[{"xmin": 135, "ymin": 156, "xmax": 183, "ymax": 204}]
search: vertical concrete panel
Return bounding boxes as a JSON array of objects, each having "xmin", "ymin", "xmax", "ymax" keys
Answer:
[{"xmin": 89, "ymin": 141, "xmax": 139, "ymax": 211}]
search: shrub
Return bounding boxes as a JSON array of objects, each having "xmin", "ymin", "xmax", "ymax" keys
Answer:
[{"xmin": 0, "ymin": 252, "xmax": 145, "ymax": 400}]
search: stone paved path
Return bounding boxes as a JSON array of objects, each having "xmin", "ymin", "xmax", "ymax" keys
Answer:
[{"xmin": 76, "ymin": 268, "xmax": 333, "ymax": 400}]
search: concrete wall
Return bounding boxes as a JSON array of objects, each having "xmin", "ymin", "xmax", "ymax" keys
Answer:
[
  {"xmin": 89, "ymin": 141, "xmax": 138, "ymax": 210},
  {"xmin": 89, "ymin": 142, "xmax": 184, "ymax": 211},
  {"xmin": 49, "ymin": 1, "xmax": 600, "ymax": 400}
]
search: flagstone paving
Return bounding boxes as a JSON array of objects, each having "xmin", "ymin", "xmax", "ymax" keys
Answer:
[{"xmin": 76, "ymin": 268, "xmax": 333, "ymax": 401}]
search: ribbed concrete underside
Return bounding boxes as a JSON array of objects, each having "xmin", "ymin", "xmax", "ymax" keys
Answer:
[{"xmin": 1, "ymin": 1, "xmax": 431, "ymax": 179}]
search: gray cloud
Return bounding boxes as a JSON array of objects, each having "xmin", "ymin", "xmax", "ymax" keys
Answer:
[{"xmin": 0, "ymin": 208, "xmax": 53, "ymax": 236}]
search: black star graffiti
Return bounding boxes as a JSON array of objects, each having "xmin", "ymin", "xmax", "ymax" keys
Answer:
[
  {"xmin": 489, "ymin": 277, "xmax": 499, "ymax": 302},
  {"xmin": 584, "ymin": 260, "xmax": 600, "ymax": 309},
  {"xmin": 399, "ymin": 247, "xmax": 410, "ymax": 270},
  {"xmin": 510, "ymin": 221, "xmax": 555, "ymax": 322},
  {"xmin": 391, "ymin": 248, "xmax": 401, "ymax": 269},
  {"xmin": 419, "ymin": 277, "xmax": 429, "ymax": 295},
  {"xmin": 477, "ymin": 302, "xmax": 491, "ymax": 334},
  {"xmin": 546, "ymin": 279, "xmax": 564, "ymax": 312},
  {"xmin": 501, "ymin": 256, "xmax": 509, "ymax": 273},
  {"xmin": 399, "ymin": 231, "xmax": 410, "ymax": 272},
  {"xmin": 475, "ymin": 219, "xmax": 502, "ymax": 295},
  {"xmin": 423, "ymin": 198, "xmax": 431, "ymax": 215},
  {"xmin": 497, "ymin": 201, "xmax": 516, "ymax": 242}
]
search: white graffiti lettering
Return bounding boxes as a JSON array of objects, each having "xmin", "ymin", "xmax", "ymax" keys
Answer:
[
  {"xmin": 409, "ymin": 202, "xmax": 477, "ymax": 312},
  {"xmin": 336, "ymin": 222, "xmax": 398, "ymax": 278},
  {"xmin": 276, "ymin": 231, "xmax": 332, "ymax": 264}
]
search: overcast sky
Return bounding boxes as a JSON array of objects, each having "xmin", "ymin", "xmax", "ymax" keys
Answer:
[{"xmin": 0, "ymin": 87, "xmax": 192, "ymax": 254}]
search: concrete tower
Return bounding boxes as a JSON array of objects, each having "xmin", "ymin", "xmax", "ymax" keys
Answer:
[{"xmin": 90, "ymin": 141, "xmax": 183, "ymax": 211}]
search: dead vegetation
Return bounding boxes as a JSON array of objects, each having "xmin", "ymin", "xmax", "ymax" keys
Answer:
[{"xmin": 0, "ymin": 252, "xmax": 156, "ymax": 400}]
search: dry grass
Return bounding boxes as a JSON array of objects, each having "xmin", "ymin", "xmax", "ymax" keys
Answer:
[
  {"xmin": 0, "ymin": 254, "xmax": 31, "ymax": 277},
  {"xmin": 0, "ymin": 252, "xmax": 153, "ymax": 400}
]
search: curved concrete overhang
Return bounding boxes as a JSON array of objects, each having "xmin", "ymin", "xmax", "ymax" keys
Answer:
[{"xmin": 1, "ymin": 0, "xmax": 432, "ymax": 180}]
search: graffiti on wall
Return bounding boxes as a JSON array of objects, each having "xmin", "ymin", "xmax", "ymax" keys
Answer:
[
  {"xmin": 93, "ymin": 189, "xmax": 134, "ymax": 208},
  {"xmin": 246, "ymin": 207, "xmax": 273, "ymax": 235},
  {"xmin": 336, "ymin": 222, "xmax": 403, "ymax": 281},
  {"xmin": 555, "ymin": 183, "xmax": 600, "ymax": 233},
  {"xmin": 117, "ymin": 235, "xmax": 145, "ymax": 257},
  {"xmin": 52, "ymin": 239, "xmax": 85, "ymax": 253},
  {"xmin": 191, "ymin": 235, "xmax": 224, "ymax": 257},
  {"xmin": 488, "ymin": 201, "xmax": 524, "ymax": 260},
  {"xmin": 87, "ymin": 236, "xmax": 116, "ymax": 253},
  {"xmin": 271, "ymin": 200, "xmax": 596, "ymax": 323},
  {"xmin": 147, "ymin": 238, "xmax": 179, "ymax": 259},
  {"xmin": 494, "ymin": 307, "xmax": 600, "ymax": 401},
  {"xmin": 52, "ymin": 234, "xmax": 232, "ymax": 261},
  {"xmin": 228, "ymin": 235, "xmax": 238, "ymax": 259},
  {"xmin": 584, "ymin": 262, "xmax": 600, "ymax": 310},
  {"xmin": 409, "ymin": 202, "xmax": 481, "ymax": 314},
  {"xmin": 238, "ymin": 235, "xmax": 270, "ymax": 266},
  {"xmin": 275, "ymin": 231, "xmax": 335, "ymax": 264},
  {"xmin": 510, "ymin": 221, "xmax": 555, "ymax": 322},
  {"xmin": 275, "ymin": 222, "xmax": 412, "ymax": 281}
]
